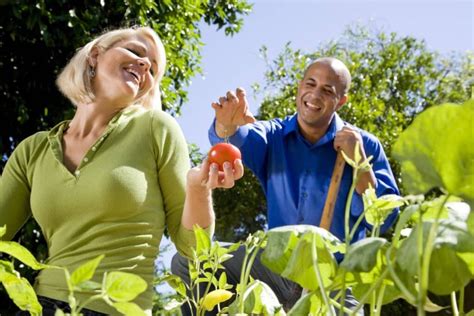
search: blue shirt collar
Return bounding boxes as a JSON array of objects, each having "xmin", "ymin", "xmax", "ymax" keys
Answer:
[{"xmin": 283, "ymin": 113, "xmax": 345, "ymax": 146}]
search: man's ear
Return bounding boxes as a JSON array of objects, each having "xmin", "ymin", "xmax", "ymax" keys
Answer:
[
  {"xmin": 88, "ymin": 46, "xmax": 100, "ymax": 68},
  {"xmin": 336, "ymin": 95, "xmax": 348, "ymax": 110}
]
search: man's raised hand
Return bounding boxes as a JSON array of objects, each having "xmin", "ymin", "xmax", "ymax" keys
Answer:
[{"xmin": 212, "ymin": 87, "xmax": 256, "ymax": 138}]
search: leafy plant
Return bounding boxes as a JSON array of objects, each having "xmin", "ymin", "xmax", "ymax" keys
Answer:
[{"xmin": 0, "ymin": 225, "xmax": 148, "ymax": 315}]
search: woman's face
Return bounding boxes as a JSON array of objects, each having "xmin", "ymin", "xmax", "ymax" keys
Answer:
[{"xmin": 92, "ymin": 34, "xmax": 159, "ymax": 107}]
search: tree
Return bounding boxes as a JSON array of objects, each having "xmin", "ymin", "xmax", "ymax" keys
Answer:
[
  {"xmin": 0, "ymin": 1, "xmax": 252, "ymax": 313},
  {"xmin": 211, "ymin": 24, "xmax": 473, "ymax": 242}
]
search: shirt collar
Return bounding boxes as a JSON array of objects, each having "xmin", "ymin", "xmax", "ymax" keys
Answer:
[{"xmin": 283, "ymin": 112, "xmax": 345, "ymax": 144}]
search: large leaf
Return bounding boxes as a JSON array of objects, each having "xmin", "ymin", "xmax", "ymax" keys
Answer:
[
  {"xmin": 340, "ymin": 237, "xmax": 387, "ymax": 272},
  {"xmin": 1, "ymin": 272, "xmax": 42, "ymax": 315},
  {"xmin": 0, "ymin": 241, "xmax": 48, "ymax": 270},
  {"xmin": 396, "ymin": 220, "xmax": 474, "ymax": 294},
  {"xmin": 228, "ymin": 280, "xmax": 284, "ymax": 316},
  {"xmin": 70, "ymin": 255, "xmax": 104, "ymax": 288},
  {"xmin": 428, "ymin": 247, "xmax": 471, "ymax": 295},
  {"xmin": 261, "ymin": 225, "xmax": 341, "ymax": 277},
  {"xmin": 105, "ymin": 271, "xmax": 147, "ymax": 302},
  {"xmin": 392, "ymin": 100, "xmax": 474, "ymax": 206}
]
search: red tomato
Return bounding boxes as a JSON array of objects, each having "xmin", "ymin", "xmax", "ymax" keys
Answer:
[{"xmin": 208, "ymin": 143, "xmax": 242, "ymax": 171}]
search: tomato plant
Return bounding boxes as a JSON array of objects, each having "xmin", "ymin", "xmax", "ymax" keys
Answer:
[{"xmin": 208, "ymin": 143, "xmax": 242, "ymax": 171}]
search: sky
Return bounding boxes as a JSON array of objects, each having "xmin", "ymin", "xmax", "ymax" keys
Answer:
[{"xmin": 158, "ymin": 0, "xmax": 473, "ymax": 291}]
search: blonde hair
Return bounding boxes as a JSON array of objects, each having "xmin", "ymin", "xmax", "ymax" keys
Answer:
[{"xmin": 56, "ymin": 26, "xmax": 166, "ymax": 109}]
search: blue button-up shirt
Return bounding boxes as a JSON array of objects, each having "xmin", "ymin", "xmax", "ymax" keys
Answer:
[{"xmin": 209, "ymin": 113, "xmax": 399, "ymax": 243}]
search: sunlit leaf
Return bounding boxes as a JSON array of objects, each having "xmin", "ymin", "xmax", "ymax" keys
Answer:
[
  {"xmin": 202, "ymin": 289, "xmax": 233, "ymax": 311},
  {"xmin": 112, "ymin": 302, "xmax": 147, "ymax": 316},
  {"xmin": 288, "ymin": 291, "xmax": 327, "ymax": 316},
  {"xmin": 340, "ymin": 237, "xmax": 387, "ymax": 272},
  {"xmin": 228, "ymin": 280, "xmax": 284, "ymax": 316},
  {"xmin": 70, "ymin": 255, "xmax": 104, "ymax": 287},
  {"xmin": 1, "ymin": 272, "xmax": 42, "ymax": 315},
  {"xmin": 105, "ymin": 271, "xmax": 147, "ymax": 302},
  {"xmin": 0, "ymin": 241, "xmax": 48, "ymax": 270},
  {"xmin": 393, "ymin": 100, "xmax": 474, "ymax": 207}
]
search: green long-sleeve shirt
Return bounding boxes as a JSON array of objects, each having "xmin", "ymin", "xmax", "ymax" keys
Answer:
[{"xmin": 0, "ymin": 107, "xmax": 203, "ymax": 314}]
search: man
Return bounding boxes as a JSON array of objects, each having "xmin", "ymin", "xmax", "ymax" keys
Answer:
[{"xmin": 172, "ymin": 57, "xmax": 399, "ymax": 313}]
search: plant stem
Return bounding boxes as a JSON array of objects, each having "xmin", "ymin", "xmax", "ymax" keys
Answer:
[
  {"xmin": 416, "ymin": 207, "xmax": 425, "ymax": 316},
  {"xmin": 77, "ymin": 294, "xmax": 104, "ymax": 313},
  {"xmin": 311, "ymin": 234, "xmax": 335, "ymax": 316},
  {"xmin": 350, "ymin": 268, "xmax": 389, "ymax": 315},
  {"xmin": 375, "ymin": 284, "xmax": 386, "ymax": 316},
  {"xmin": 238, "ymin": 247, "xmax": 251, "ymax": 314},
  {"xmin": 451, "ymin": 291, "xmax": 459, "ymax": 316},
  {"xmin": 419, "ymin": 195, "xmax": 450, "ymax": 315},
  {"xmin": 329, "ymin": 298, "xmax": 355, "ymax": 315},
  {"xmin": 459, "ymin": 287, "xmax": 465, "ymax": 316}
]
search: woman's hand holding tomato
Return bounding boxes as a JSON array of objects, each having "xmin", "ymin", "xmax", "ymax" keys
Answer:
[{"xmin": 187, "ymin": 143, "xmax": 243, "ymax": 191}]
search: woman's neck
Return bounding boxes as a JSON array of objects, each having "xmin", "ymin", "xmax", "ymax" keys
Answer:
[{"xmin": 66, "ymin": 102, "xmax": 122, "ymax": 138}]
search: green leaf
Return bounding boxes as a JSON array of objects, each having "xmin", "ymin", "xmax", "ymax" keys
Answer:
[
  {"xmin": 428, "ymin": 247, "xmax": 471, "ymax": 295},
  {"xmin": 1, "ymin": 272, "xmax": 42, "ymax": 315},
  {"xmin": 228, "ymin": 280, "xmax": 284, "ymax": 316},
  {"xmin": 288, "ymin": 291, "xmax": 328, "ymax": 316},
  {"xmin": 0, "ymin": 225, "xmax": 6, "ymax": 238},
  {"xmin": 162, "ymin": 274, "xmax": 187, "ymax": 297},
  {"xmin": 105, "ymin": 271, "xmax": 148, "ymax": 302},
  {"xmin": 0, "ymin": 241, "xmax": 48, "ymax": 270},
  {"xmin": 193, "ymin": 225, "xmax": 211, "ymax": 254},
  {"xmin": 75, "ymin": 280, "xmax": 102, "ymax": 291},
  {"xmin": 352, "ymin": 282, "xmax": 402, "ymax": 305},
  {"xmin": 261, "ymin": 225, "xmax": 341, "ymax": 279},
  {"xmin": 112, "ymin": 302, "xmax": 147, "ymax": 316},
  {"xmin": 54, "ymin": 309, "xmax": 66, "ymax": 316},
  {"xmin": 392, "ymin": 100, "xmax": 474, "ymax": 207},
  {"xmin": 340, "ymin": 237, "xmax": 387, "ymax": 272},
  {"xmin": 70, "ymin": 255, "xmax": 104, "ymax": 287},
  {"xmin": 363, "ymin": 189, "xmax": 405, "ymax": 227},
  {"xmin": 202, "ymin": 289, "xmax": 234, "ymax": 311}
]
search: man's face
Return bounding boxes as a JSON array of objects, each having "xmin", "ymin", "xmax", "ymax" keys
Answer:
[{"xmin": 296, "ymin": 62, "xmax": 346, "ymax": 133}]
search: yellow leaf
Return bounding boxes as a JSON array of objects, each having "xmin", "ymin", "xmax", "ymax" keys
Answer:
[{"xmin": 201, "ymin": 289, "xmax": 233, "ymax": 311}]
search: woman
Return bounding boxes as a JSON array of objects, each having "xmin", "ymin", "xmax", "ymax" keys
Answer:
[{"xmin": 0, "ymin": 26, "xmax": 243, "ymax": 315}]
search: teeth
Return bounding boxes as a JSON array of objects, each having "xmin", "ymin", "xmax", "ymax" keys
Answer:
[
  {"xmin": 126, "ymin": 68, "xmax": 139, "ymax": 81},
  {"xmin": 305, "ymin": 101, "xmax": 321, "ymax": 110}
]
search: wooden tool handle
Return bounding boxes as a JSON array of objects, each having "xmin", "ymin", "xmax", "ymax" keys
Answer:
[{"xmin": 320, "ymin": 151, "xmax": 346, "ymax": 230}]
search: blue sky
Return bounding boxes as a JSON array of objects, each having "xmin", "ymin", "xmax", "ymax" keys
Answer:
[{"xmin": 159, "ymin": 0, "xmax": 473, "ymax": 290}]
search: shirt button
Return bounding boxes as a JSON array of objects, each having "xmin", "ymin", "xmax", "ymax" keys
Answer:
[
  {"xmin": 83, "ymin": 157, "xmax": 89, "ymax": 163},
  {"xmin": 302, "ymin": 192, "xmax": 308, "ymax": 199},
  {"xmin": 74, "ymin": 170, "xmax": 81, "ymax": 176},
  {"xmin": 92, "ymin": 146, "xmax": 97, "ymax": 151}
]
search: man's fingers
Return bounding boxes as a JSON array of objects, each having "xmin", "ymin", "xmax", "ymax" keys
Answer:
[
  {"xmin": 219, "ymin": 96, "xmax": 227, "ymax": 105},
  {"xmin": 227, "ymin": 91, "xmax": 238, "ymax": 102},
  {"xmin": 211, "ymin": 102, "xmax": 221, "ymax": 111},
  {"xmin": 244, "ymin": 110, "xmax": 257, "ymax": 124}
]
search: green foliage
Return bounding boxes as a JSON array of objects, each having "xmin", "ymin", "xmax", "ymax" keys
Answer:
[{"xmin": 392, "ymin": 100, "xmax": 474, "ymax": 207}]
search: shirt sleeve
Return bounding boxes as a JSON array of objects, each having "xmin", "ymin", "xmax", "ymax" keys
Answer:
[
  {"xmin": 152, "ymin": 110, "xmax": 213, "ymax": 257},
  {"xmin": 0, "ymin": 138, "xmax": 33, "ymax": 241}
]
